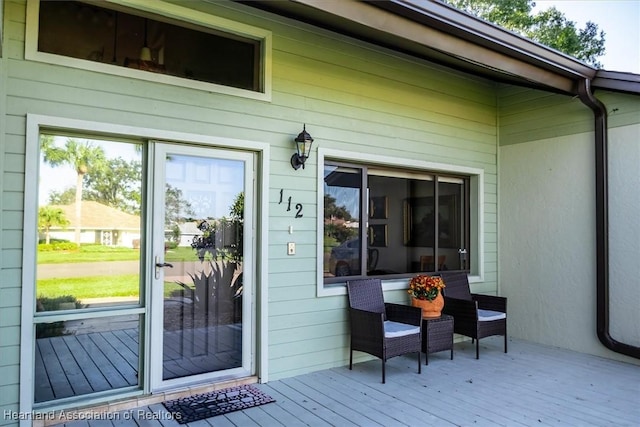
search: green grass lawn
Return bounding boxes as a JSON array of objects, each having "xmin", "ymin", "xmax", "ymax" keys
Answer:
[
  {"xmin": 37, "ymin": 275, "xmax": 187, "ymax": 300},
  {"xmin": 38, "ymin": 246, "xmax": 140, "ymax": 264},
  {"xmin": 36, "ymin": 244, "xmax": 202, "ymax": 301},
  {"xmin": 37, "ymin": 275, "xmax": 140, "ymax": 299},
  {"xmin": 38, "ymin": 245, "xmax": 201, "ymax": 264}
]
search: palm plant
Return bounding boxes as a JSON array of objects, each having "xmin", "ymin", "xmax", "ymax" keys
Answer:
[
  {"xmin": 173, "ymin": 260, "xmax": 243, "ymax": 326},
  {"xmin": 38, "ymin": 206, "xmax": 69, "ymax": 244},
  {"xmin": 41, "ymin": 136, "xmax": 106, "ymax": 244}
]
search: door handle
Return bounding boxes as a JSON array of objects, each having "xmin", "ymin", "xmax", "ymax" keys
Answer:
[
  {"xmin": 155, "ymin": 262, "xmax": 173, "ymax": 268},
  {"xmin": 155, "ymin": 256, "xmax": 173, "ymax": 279}
]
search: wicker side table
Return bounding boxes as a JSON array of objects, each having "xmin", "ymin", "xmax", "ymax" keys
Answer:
[{"xmin": 421, "ymin": 314, "xmax": 454, "ymax": 365}]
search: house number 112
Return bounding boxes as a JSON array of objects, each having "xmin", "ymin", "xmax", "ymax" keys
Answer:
[{"xmin": 279, "ymin": 189, "xmax": 303, "ymax": 218}]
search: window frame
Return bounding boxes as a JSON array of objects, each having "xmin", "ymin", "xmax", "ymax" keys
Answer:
[
  {"xmin": 317, "ymin": 147, "xmax": 485, "ymax": 297},
  {"xmin": 25, "ymin": 0, "xmax": 272, "ymax": 101}
]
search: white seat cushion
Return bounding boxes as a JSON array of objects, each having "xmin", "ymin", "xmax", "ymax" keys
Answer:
[
  {"xmin": 384, "ymin": 320, "xmax": 420, "ymax": 338},
  {"xmin": 478, "ymin": 309, "xmax": 506, "ymax": 321}
]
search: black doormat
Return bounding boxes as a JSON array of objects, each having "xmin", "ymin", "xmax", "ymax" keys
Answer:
[{"xmin": 163, "ymin": 384, "xmax": 275, "ymax": 424}]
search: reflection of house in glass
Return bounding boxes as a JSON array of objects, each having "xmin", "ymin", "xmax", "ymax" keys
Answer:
[
  {"xmin": 176, "ymin": 221, "xmax": 202, "ymax": 247},
  {"xmin": 45, "ymin": 201, "xmax": 141, "ymax": 247}
]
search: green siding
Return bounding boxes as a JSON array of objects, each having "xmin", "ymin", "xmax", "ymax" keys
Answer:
[
  {"xmin": 264, "ymin": 4, "xmax": 498, "ymax": 377},
  {"xmin": 1, "ymin": 2, "xmax": 22, "ymax": 416},
  {"xmin": 497, "ymin": 85, "xmax": 592, "ymax": 145},
  {"xmin": 597, "ymin": 91, "xmax": 640, "ymax": 128},
  {"xmin": 1, "ymin": 0, "xmax": 499, "ymax": 411},
  {"xmin": 498, "ymin": 84, "xmax": 640, "ymax": 147}
]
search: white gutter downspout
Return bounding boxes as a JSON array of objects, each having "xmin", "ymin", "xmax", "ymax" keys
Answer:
[{"xmin": 577, "ymin": 79, "xmax": 640, "ymax": 360}]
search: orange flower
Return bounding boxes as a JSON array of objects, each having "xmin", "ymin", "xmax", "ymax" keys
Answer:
[{"xmin": 407, "ymin": 274, "xmax": 445, "ymax": 301}]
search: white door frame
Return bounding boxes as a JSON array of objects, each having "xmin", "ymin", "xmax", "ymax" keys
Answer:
[{"xmin": 148, "ymin": 142, "xmax": 256, "ymax": 392}]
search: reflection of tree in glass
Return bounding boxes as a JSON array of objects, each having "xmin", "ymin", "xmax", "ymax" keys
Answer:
[
  {"xmin": 228, "ymin": 191, "xmax": 244, "ymax": 263},
  {"xmin": 48, "ymin": 187, "xmax": 76, "ymax": 205},
  {"xmin": 38, "ymin": 206, "xmax": 69, "ymax": 244},
  {"xmin": 324, "ymin": 194, "xmax": 357, "ymax": 244},
  {"xmin": 47, "ymin": 157, "xmax": 143, "ymax": 215},
  {"xmin": 182, "ymin": 192, "xmax": 245, "ymax": 324},
  {"xmin": 84, "ymin": 157, "xmax": 142, "ymax": 214},
  {"xmin": 165, "ymin": 184, "xmax": 196, "ymax": 245},
  {"xmin": 324, "ymin": 194, "xmax": 352, "ymax": 221},
  {"xmin": 41, "ymin": 136, "xmax": 106, "ymax": 244},
  {"xmin": 191, "ymin": 192, "xmax": 244, "ymax": 263}
]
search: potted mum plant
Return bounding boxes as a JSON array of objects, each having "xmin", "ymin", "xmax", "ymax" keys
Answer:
[{"xmin": 407, "ymin": 274, "xmax": 446, "ymax": 318}]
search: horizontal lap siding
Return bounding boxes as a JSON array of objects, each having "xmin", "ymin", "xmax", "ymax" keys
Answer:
[
  {"xmin": 266, "ymin": 11, "xmax": 498, "ymax": 378},
  {"xmin": 498, "ymin": 85, "xmax": 591, "ymax": 145},
  {"xmin": 3, "ymin": 0, "xmax": 499, "ymax": 393},
  {"xmin": 1, "ymin": 3, "xmax": 24, "ymax": 421}
]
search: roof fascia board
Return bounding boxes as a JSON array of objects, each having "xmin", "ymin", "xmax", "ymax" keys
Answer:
[
  {"xmin": 289, "ymin": 0, "xmax": 578, "ymax": 93},
  {"xmin": 384, "ymin": 0, "xmax": 595, "ymax": 79},
  {"xmin": 593, "ymin": 71, "xmax": 640, "ymax": 95}
]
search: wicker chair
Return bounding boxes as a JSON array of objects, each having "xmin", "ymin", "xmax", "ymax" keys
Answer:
[
  {"xmin": 440, "ymin": 271, "xmax": 507, "ymax": 359},
  {"xmin": 346, "ymin": 278, "xmax": 422, "ymax": 383}
]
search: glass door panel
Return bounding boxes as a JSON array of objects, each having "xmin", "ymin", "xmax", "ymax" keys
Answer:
[
  {"xmin": 36, "ymin": 136, "xmax": 143, "ymax": 309},
  {"xmin": 151, "ymin": 144, "xmax": 253, "ymax": 387},
  {"xmin": 437, "ymin": 179, "xmax": 468, "ymax": 271},
  {"xmin": 34, "ymin": 135, "xmax": 143, "ymax": 403}
]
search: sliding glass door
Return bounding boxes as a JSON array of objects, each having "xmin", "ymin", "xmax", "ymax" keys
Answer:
[{"xmin": 31, "ymin": 134, "xmax": 255, "ymax": 404}]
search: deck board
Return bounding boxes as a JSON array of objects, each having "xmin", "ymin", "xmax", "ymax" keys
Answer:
[
  {"xmin": 308, "ymin": 368, "xmax": 452, "ymax": 426},
  {"xmin": 49, "ymin": 336, "xmax": 93, "ymax": 397},
  {"xmin": 75, "ymin": 334, "xmax": 130, "ymax": 389},
  {"xmin": 35, "ymin": 331, "xmax": 139, "ymax": 403},
  {"xmin": 104, "ymin": 331, "xmax": 138, "ymax": 369},
  {"xmin": 46, "ymin": 337, "xmax": 640, "ymax": 427},
  {"xmin": 292, "ymin": 374, "xmax": 401, "ymax": 427},
  {"xmin": 86, "ymin": 332, "xmax": 138, "ymax": 384},
  {"xmin": 36, "ymin": 326, "xmax": 242, "ymax": 402},
  {"xmin": 34, "ymin": 341, "xmax": 58, "ymax": 402},
  {"xmin": 63, "ymin": 336, "xmax": 112, "ymax": 392},
  {"xmin": 268, "ymin": 379, "xmax": 361, "ymax": 426}
]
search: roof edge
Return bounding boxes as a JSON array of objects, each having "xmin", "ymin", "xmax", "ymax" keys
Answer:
[
  {"xmin": 381, "ymin": 0, "xmax": 596, "ymax": 79},
  {"xmin": 241, "ymin": 0, "xmax": 638, "ymax": 95},
  {"xmin": 593, "ymin": 70, "xmax": 640, "ymax": 95}
]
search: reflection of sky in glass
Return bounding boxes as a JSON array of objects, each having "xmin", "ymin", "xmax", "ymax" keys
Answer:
[
  {"xmin": 324, "ymin": 165, "xmax": 361, "ymax": 219},
  {"xmin": 165, "ymin": 155, "xmax": 244, "ymax": 219},
  {"xmin": 39, "ymin": 138, "xmax": 244, "ymax": 219},
  {"xmin": 325, "ymin": 186, "xmax": 360, "ymax": 219},
  {"xmin": 38, "ymin": 137, "xmax": 141, "ymax": 206}
]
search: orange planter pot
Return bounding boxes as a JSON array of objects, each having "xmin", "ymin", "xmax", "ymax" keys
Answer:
[{"xmin": 411, "ymin": 293, "xmax": 444, "ymax": 318}]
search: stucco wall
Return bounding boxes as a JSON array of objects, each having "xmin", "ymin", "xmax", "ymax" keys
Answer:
[
  {"xmin": 608, "ymin": 123, "xmax": 640, "ymax": 346},
  {"xmin": 498, "ymin": 86, "xmax": 640, "ymax": 364}
]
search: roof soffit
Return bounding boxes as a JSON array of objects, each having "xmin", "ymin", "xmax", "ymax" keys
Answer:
[{"xmin": 241, "ymin": 0, "xmax": 599, "ymax": 95}]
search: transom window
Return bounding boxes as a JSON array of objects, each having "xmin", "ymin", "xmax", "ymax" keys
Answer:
[
  {"xmin": 27, "ymin": 0, "xmax": 270, "ymax": 98},
  {"xmin": 323, "ymin": 161, "xmax": 471, "ymax": 284}
]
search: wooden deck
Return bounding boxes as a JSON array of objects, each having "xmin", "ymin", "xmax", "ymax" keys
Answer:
[
  {"xmin": 48, "ymin": 337, "xmax": 639, "ymax": 427},
  {"xmin": 35, "ymin": 325, "xmax": 241, "ymax": 403}
]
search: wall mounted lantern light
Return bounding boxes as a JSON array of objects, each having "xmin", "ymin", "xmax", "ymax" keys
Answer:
[{"xmin": 291, "ymin": 125, "xmax": 314, "ymax": 170}]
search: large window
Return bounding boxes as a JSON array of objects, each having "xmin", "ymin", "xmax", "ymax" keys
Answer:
[
  {"xmin": 323, "ymin": 161, "xmax": 470, "ymax": 284},
  {"xmin": 27, "ymin": 0, "xmax": 270, "ymax": 97}
]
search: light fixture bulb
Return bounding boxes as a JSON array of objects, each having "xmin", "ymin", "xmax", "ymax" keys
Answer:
[{"xmin": 140, "ymin": 46, "xmax": 152, "ymax": 61}]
